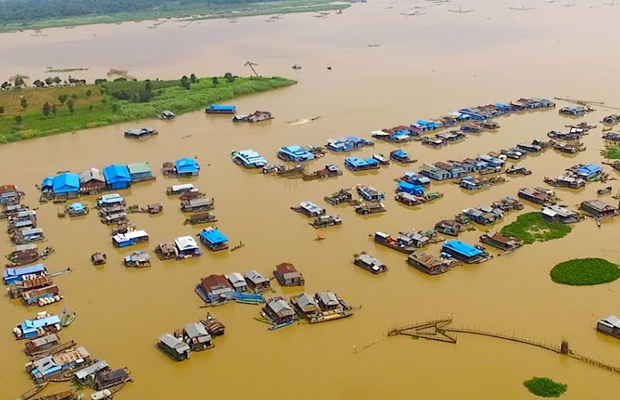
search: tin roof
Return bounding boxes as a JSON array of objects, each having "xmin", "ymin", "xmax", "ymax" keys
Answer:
[
  {"xmin": 174, "ymin": 236, "xmax": 198, "ymax": 250},
  {"xmin": 79, "ymin": 168, "xmax": 104, "ymax": 183},
  {"xmin": 52, "ymin": 173, "xmax": 80, "ymax": 194},
  {"xmin": 443, "ymin": 240, "xmax": 482, "ymax": 257},
  {"xmin": 244, "ymin": 270, "xmax": 268, "ymax": 284},
  {"xmin": 127, "ymin": 162, "xmax": 152, "ymax": 175},
  {"xmin": 199, "ymin": 228, "xmax": 228, "ymax": 244},
  {"xmin": 184, "ymin": 322, "xmax": 210, "ymax": 339},
  {"xmin": 102, "ymin": 164, "xmax": 131, "ymax": 183}
]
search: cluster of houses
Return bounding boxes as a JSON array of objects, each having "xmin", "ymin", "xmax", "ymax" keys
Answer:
[
  {"xmin": 261, "ymin": 291, "xmax": 353, "ymax": 329},
  {"xmin": 158, "ymin": 314, "xmax": 226, "ymax": 361},
  {"xmin": 544, "ymin": 164, "xmax": 607, "ymax": 189}
]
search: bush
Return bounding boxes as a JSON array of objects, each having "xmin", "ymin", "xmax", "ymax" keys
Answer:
[
  {"xmin": 550, "ymin": 258, "xmax": 620, "ymax": 286},
  {"xmin": 500, "ymin": 212, "xmax": 571, "ymax": 244},
  {"xmin": 523, "ymin": 377, "xmax": 567, "ymax": 398}
]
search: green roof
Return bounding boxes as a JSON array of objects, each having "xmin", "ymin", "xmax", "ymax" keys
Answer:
[{"xmin": 127, "ymin": 162, "xmax": 151, "ymax": 174}]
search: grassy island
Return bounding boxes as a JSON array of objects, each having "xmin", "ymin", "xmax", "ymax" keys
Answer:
[
  {"xmin": 523, "ymin": 377, "xmax": 567, "ymax": 398},
  {"xmin": 500, "ymin": 212, "xmax": 572, "ymax": 245},
  {"xmin": 0, "ymin": 75, "xmax": 296, "ymax": 143},
  {"xmin": 550, "ymin": 258, "xmax": 620, "ymax": 286},
  {"xmin": 601, "ymin": 145, "xmax": 620, "ymax": 160}
]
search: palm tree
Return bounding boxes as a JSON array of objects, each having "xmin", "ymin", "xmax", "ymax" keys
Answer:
[{"xmin": 244, "ymin": 61, "xmax": 259, "ymax": 77}]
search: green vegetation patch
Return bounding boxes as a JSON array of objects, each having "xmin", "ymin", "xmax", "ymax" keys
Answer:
[
  {"xmin": 550, "ymin": 258, "xmax": 620, "ymax": 286},
  {"xmin": 601, "ymin": 145, "xmax": 620, "ymax": 160},
  {"xmin": 523, "ymin": 377, "xmax": 567, "ymax": 398},
  {"xmin": 500, "ymin": 212, "xmax": 572, "ymax": 245}
]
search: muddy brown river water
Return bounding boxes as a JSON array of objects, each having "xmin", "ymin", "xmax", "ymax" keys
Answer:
[{"xmin": 2, "ymin": 1, "xmax": 620, "ymax": 399}]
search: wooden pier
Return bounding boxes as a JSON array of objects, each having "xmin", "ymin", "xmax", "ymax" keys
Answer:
[{"xmin": 388, "ymin": 317, "xmax": 620, "ymax": 375}]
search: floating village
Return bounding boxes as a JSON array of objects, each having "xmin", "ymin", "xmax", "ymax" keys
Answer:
[{"xmin": 6, "ymin": 95, "xmax": 620, "ymax": 400}]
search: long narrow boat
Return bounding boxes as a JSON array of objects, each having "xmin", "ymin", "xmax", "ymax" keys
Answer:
[
  {"xmin": 28, "ymin": 340, "xmax": 76, "ymax": 358},
  {"xmin": 268, "ymin": 320, "xmax": 294, "ymax": 331},
  {"xmin": 32, "ymin": 390, "xmax": 77, "ymax": 400},
  {"xmin": 16, "ymin": 382, "xmax": 49, "ymax": 400}
]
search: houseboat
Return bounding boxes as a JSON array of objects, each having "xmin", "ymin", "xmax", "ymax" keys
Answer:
[
  {"xmin": 372, "ymin": 154, "xmax": 390, "ymax": 165},
  {"xmin": 597, "ymin": 315, "xmax": 620, "ymax": 339},
  {"xmin": 373, "ymin": 231, "xmax": 417, "ymax": 254},
  {"xmin": 205, "ymin": 104, "xmax": 236, "ymax": 114},
  {"xmin": 602, "ymin": 115, "xmax": 620, "ymax": 125},
  {"xmin": 11, "ymin": 228, "xmax": 45, "ymax": 244},
  {"xmin": 506, "ymin": 165, "xmax": 531, "ymax": 175},
  {"xmin": 23, "ymin": 333, "xmax": 60, "ymax": 356},
  {"xmin": 421, "ymin": 137, "xmax": 446, "ymax": 148},
  {"xmin": 356, "ymin": 185, "xmax": 384, "ymax": 201},
  {"xmin": 22, "ymin": 285, "xmax": 61, "ymax": 306},
  {"xmin": 344, "ymin": 157, "xmax": 381, "ymax": 171},
  {"xmin": 389, "ymin": 150, "xmax": 416, "ymax": 163},
  {"xmin": 79, "ymin": 168, "xmax": 106, "ymax": 195},
  {"xmin": 516, "ymin": 142, "xmax": 544, "ymax": 154},
  {"xmin": 199, "ymin": 228, "xmax": 229, "ymax": 251},
  {"xmin": 174, "ymin": 158, "xmax": 200, "ymax": 177},
  {"xmin": 158, "ymin": 334, "xmax": 191, "ymax": 361},
  {"xmin": 544, "ymin": 175, "xmax": 586, "ymax": 189},
  {"xmin": 243, "ymin": 110, "xmax": 273, "ymax": 123},
  {"xmin": 14, "ymin": 313, "xmax": 62, "ymax": 339},
  {"xmin": 278, "ymin": 146, "xmax": 315, "ymax": 162},
  {"xmin": 274, "ymin": 263, "xmax": 305, "ymax": 286},
  {"xmin": 354, "ymin": 253, "xmax": 387, "ymax": 274},
  {"xmin": 559, "ymin": 106, "xmax": 590, "ymax": 116},
  {"xmin": 183, "ymin": 323, "xmax": 214, "ymax": 352},
  {"xmin": 434, "ymin": 220, "xmax": 463, "ymax": 236},
  {"xmin": 231, "ymin": 149, "xmax": 268, "ymax": 168},
  {"xmin": 441, "ymin": 240, "xmax": 492, "ymax": 264},
  {"xmin": 290, "ymin": 292, "xmax": 353, "ymax": 324},
  {"xmin": 395, "ymin": 191, "xmax": 442, "ymax": 206},
  {"xmin": 262, "ymin": 164, "xmax": 286, "ymax": 174},
  {"xmin": 124, "ymin": 127, "xmax": 157, "ymax": 138},
  {"xmin": 324, "ymin": 188, "xmax": 353, "ymax": 205},
  {"xmin": 196, "ymin": 274, "xmax": 235, "ymax": 305},
  {"xmin": 310, "ymin": 215, "xmax": 342, "ymax": 229},
  {"xmin": 547, "ymin": 130, "xmax": 583, "ymax": 141},
  {"xmin": 65, "ymin": 202, "xmax": 88, "ymax": 217},
  {"xmin": 580, "ymin": 200, "xmax": 618, "ymax": 219},
  {"xmin": 4, "ymin": 264, "xmax": 47, "ymax": 285},
  {"xmin": 355, "ymin": 202, "xmax": 386, "ymax": 215},
  {"xmin": 518, "ymin": 187, "xmax": 558, "ymax": 206},
  {"xmin": 154, "ymin": 242, "xmax": 177, "ymax": 260},
  {"xmin": 603, "ymin": 132, "xmax": 620, "ymax": 142},
  {"xmin": 8, "ymin": 275, "xmax": 53, "ymax": 299},
  {"xmin": 180, "ymin": 198, "xmax": 215, "ymax": 212},
  {"xmin": 491, "ymin": 197, "xmax": 524, "ymax": 212},
  {"xmin": 244, "ymin": 270, "xmax": 272, "ymax": 293},
  {"xmin": 399, "ymin": 229, "xmax": 440, "ymax": 248},
  {"xmin": 5, "ymin": 244, "xmax": 41, "ymax": 267},
  {"xmin": 462, "ymin": 206, "xmax": 503, "ymax": 225},
  {"xmin": 184, "ymin": 212, "xmax": 217, "ymax": 225},
  {"xmin": 419, "ymin": 164, "xmax": 451, "ymax": 181},
  {"xmin": 551, "ymin": 140, "xmax": 586, "ymax": 154},
  {"xmin": 124, "ymin": 251, "xmax": 151, "ymax": 268},
  {"xmin": 541, "ymin": 205, "xmax": 582, "ymax": 224},
  {"xmin": 569, "ymin": 164, "xmax": 606, "ymax": 181},
  {"xmin": 166, "ymin": 183, "xmax": 195, "ymax": 195},
  {"xmin": 397, "ymin": 181, "xmax": 424, "ymax": 196},
  {"xmin": 459, "ymin": 175, "xmax": 506, "ymax": 190},
  {"xmin": 398, "ymin": 172, "xmax": 430, "ymax": 186},
  {"xmin": 407, "ymin": 252, "xmax": 452, "ymax": 275},
  {"xmin": 326, "ymin": 136, "xmax": 373, "ymax": 152},
  {"xmin": 302, "ymin": 164, "xmax": 343, "ymax": 181},
  {"xmin": 112, "ymin": 230, "xmax": 149, "ymax": 247},
  {"xmin": 97, "ymin": 194, "xmax": 125, "ymax": 209},
  {"xmin": 261, "ymin": 297, "xmax": 296, "ymax": 329},
  {"xmin": 291, "ymin": 201, "xmax": 325, "ymax": 217},
  {"xmin": 93, "ymin": 367, "xmax": 132, "ymax": 391},
  {"xmin": 479, "ymin": 233, "xmax": 523, "ymax": 252},
  {"xmin": 201, "ymin": 313, "xmax": 226, "ymax": 336},
  {"xmin": 173, "ymin": 236, "xmax": 202, "ymax": 259},
  {"xmin": 180, "ymin": 190, "xmax": 205, "ymax": 201},
  {"xmin": 27, "ymin": 346, "xmax": 92, "ymax": 383},
  {"xmin": 500, "ymin": 148, "xmax": 524, "ymax": 160},
  {"xmin": 0, "ymin": 184, "xmax": 25, "ymax": 205}
]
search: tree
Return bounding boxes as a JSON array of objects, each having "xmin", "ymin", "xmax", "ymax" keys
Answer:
[
  {"xmin": 190, "ymin": 73, "xmax": 197, "ymax": 83},
  {"xmin": 0, "ymin": 106, "xmax": 4, "ymax": 116},
  {"xmin": 212, "ymin": 77, "xmax": 219, "ymax": 87},
  {"xmin": 44, "ymin": 77, "xmax": 53, "ymax": 86},
  {"xmin": 15, "ymin": 115, "xmax": 22, "ymax": 124},
  {"xmin": 33, "ymin": 79, "xmax": 44, "ymax": 88},
  {"xmin": 145, "ymin": 79, "xmax": 153, "ymax": 93},
  {"xmin": 67, "ymin": 98, "xmax": 75, "ymax": 114},
  {"xmin": 20, "ymin": 98, "xmax": 28, "ymax": 109},
  {"xmin": 71, "ymin": 94, "xmax": 77, "ymax": 99},
  {"xmin": 51, "ymin": 104, "xmax": 57, "ymax": 116},
  {"xmin": 52, "ymin": 76, "xmax": 61, "ymax": 84},
  {"xmin": 42, "ymin": 102, "xmax": 51, "ymax": 117},
  {"xmin": 85, "ymin": 89, "xmax": 92, "ymax": 97},
  {"xmin": 14, "ymin": 76, "xmax": 24, "ymax": 87},
  {"xmin": 111, "ymin": 104, "xmax": 119, "ymax": 113},
  {"xmin": 89, "ymin": 104, "xmax": 93, "ymax": 112},
  {"xmin": 180, "ymin": 75, "xmax": 190, "ymax": 90},
  {"xmin": 224, "ymin": 72, "xmax": 235, "ymax": 83},
  {"xmin": 58, "ymin": 94, "xmax": 68, "ymax": 104}
]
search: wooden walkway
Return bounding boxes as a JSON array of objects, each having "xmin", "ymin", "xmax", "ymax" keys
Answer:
[{"xmin": 389, "ymin": 317, "xmax": 620, "ymax": 375}]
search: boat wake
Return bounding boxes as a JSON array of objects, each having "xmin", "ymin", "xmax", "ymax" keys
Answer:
[{"xmin": 288, "ymin": 118, "xmax": 310, "ymax": 126}]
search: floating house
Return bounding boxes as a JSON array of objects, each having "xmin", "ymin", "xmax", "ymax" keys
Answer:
[
  {"xmin": 544, "ymin": 174, "xmax": 586, "ymax": 189},
  {"xmin": 180, "ymin": 198, "xmax": 214, "ymax": 212},
  {"xmin": 574, "ymin": 164, "xmax": 603, "ymax": 180},
  {"xmin": 74, "ymin": 360, "xmax": 110, "ymax": 385},
  {"xmin": 199, "ymin": 228, "xmax": 229, "ymax": 251},
  {"xmin": 373, "ymin": 231, "xmax": 417, "ymax": 254},
  {"xmin": 184, "ymin": 323, "xmax": 213, "ymax": 351},
  {"xmin": 28, "ymin": 346, "xmax": 91, "ymax": 383},
  {"xmin": 479, "ymin": 233, "xmax": 523, "ymax": 252},
  {"xmin": 371, "ymin": 128, "xmax": 412, "ymax": 142},
  {"xmin": 175, "ymin": 158, "xmax": 200, "ymax": 177},
  {"xmin": 290, "ymin": 293, "xmax": 320, "ymax": 319},
  {"xmin": 311, "ymin": 215, "xmax": 342, "ymax": 229},
  {"xmin": 407, "ymin": 252, "xmax": 451, "ymax": 275},
  {"xmin": 94, "ymin": 368, "xmax": 132, "ymax": 391},
  {"xmin": 24, "ymin": 334, "xmax": 60, "ymax": 356},
  {"xmin": 198, "ymin": 274, "xmax": 236, "ymax": 303},
  {"xmin": 127, "ymin": 162, "xmax": 154, "ymax": 182},
  {"xmin": 278, "ymin": 145, "xmax": 315, "ymax": 162},
  {"xmin": 597, "ymin": 315, "xmax": 620, "ymax": 339},
  {"xmin": 78, "ymin": 168, "xmax": 106, "ymax": 194},
  {"xmin": 390, "ymin": 150, "xmax": 415, "ymax": 163},
  {"xmin": 158, "ymin": 334, "xmax": 191, "ymax": 361},
  {"xmin": 52, "ymin": 173, "xmax": 80, "ymax": 196},
  {"xmin": 14, "ymin": 314, "xmax": 62, "ymax": 339},
  {"xmin": 11, "ymin": 228, "xmax": 45, "ymax": 244},
  {"xmin": 103, "ymin": 165, "xmax": 131, "ymax": 190},
  {"xmin": 174, "ymin": 236, "xmax": 202, "ymax": 258},
  {"xmin": 0, "ymin": 185, "xmax": 24, "ymax": 205},
  {"xmin": 462, "ymin": 206, "xmax": 503, "ymax": 225},
  {"xmin": 357, "ymin": 185, "xmax": 384, "ymax": 201},
  {"xmin": 124, "ymin": 251, "xmax": 151, "ymax": 268},
  {"xmin": 518, "ymin": 187, "xmax": 557, "ymax": 206},
  {"xmin": 112, "ymin": 230, "xmax": 149, "ymax": 248},
  {"xmin": 441, "ymin": 240, "xmax": 491, "ymax": 264},
  {"xmin": 247, "ymin": 110, "xmax": 273, "ymax": 123},
  {"xmin": 263, "ymin": 297, "xmax": 295, "ymax": 325},
  {"xmin": 22, "ymin": 285, "xmax": 60, "ymax": 305},
  {"xmin": 291, "ymin": 201, "xmax": 325, "ymax": 217},
  {"xmin": 124, "ymin": 127, "xmax": 157, "ymax": 138},
  {"xmin": 244, "ymin": 270, "xmax": 271, "ymax": 292},
  {"xmin": 354, "ymin": 253, "xmax": 387, "ymax": 274},
  {"xmin": 397, "ymin": 181, "xmax": 424, "ymax": 196},
  {"xmin": 399, "ymin": 172, "xmax": 430, "ymax": 186},
  {"xmin": 274, "ymin": 263, "xmax": 305, "ymax": 286},
  {"xmin": 344, "ymin": 157, "xmax": 380, "ymax": 171},
  {"xmin": 580, "ymin": 200, "xmax": 618, "ymax": 219},
  {"xmin": 559, "ymin": 106, "xmax": 589, "ymax": 116},
  {"xmin": 326, "ymin": 136, "xmax": 373, "ymax": 152},
  {"xmin": 541, "ymin": 205, "xmax": 581, "ymax": 224},
  {"xmin": 227, "ymin": 272, "xmax": 248, "ymax": 292},
  {"xmin": 9, "ymin": 276, "xmax": 54, "ymax": 299},
  {"xmin": 231, "ymin": 150, "xmax": 268, "ymax": 168},
  {"xmin": 4, "ymin": 264, "xmax": 47, "ymax": 285},
  {"xmin": 167, "ymin": 183, "xmax": 195, "ymax": 195},
  {"xmin": 205, "ymin": 104, "xmax": 236, "ymax": 114},
  {"xmin": 66, "ymin": 202, "xmax": 88, "ymax": 217},
  {"xmin": 97, "ymin": 193, "xmax": 125, "ymax": 209},
  {"xmin": 419, "ymin": 164, "xmax": 451, "ymax": 181}
]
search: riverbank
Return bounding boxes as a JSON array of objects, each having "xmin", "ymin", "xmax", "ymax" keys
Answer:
[
  {"xmin": 0, "ymin": 76, "xmax": 296, "ymax": 143},
  {"xmin": 0, "ymin": 0, "xmax": 350, "ymax": 34}
]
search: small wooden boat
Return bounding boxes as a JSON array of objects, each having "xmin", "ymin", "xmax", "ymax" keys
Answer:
[
  {"xmin": 16, "ymin": 382, "xmax": 48, "ymax": 400},
  {"xmin": 230, "ymin": 241, "xmax": 245, "ymax": 252},
  {"xmin": 32, "ymin": 390, "xmax": 77, "ymax": 400},
  {"xmin": 598, "ymin": 186, "xmax": 613, "ymax": 195},
  {"xmin": 268, "ymin": 319, "xmax": 294, "ymax": 330},
  {"xmin": 60, "ymin": 310, "xmax": 77, "ymax": 327}
]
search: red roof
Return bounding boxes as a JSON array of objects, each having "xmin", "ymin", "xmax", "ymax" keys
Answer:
[
  {"xmin": 200, "ymin": 274, "xmax": 232, "ymax": 291},
  {"xmin": 275, "ymin": 263, "xmax": 297, "ymax": 274}
]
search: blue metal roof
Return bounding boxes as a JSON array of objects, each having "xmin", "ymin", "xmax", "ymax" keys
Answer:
[
  {"xmin": 68, "ymin": 202, "xmax": 86, "ymax": 212},
  {"xmin": 42, "ymin": 177, "xmax": 53, "ymax": 189},
  {"xmin": 200, "ymin": 228, "xmax": 228, "ymax": 244},
  {"xmin": 443, "ymin": 240, "xmax": 482, "ymax": 257},
  {"xmin": 52, "ymin": 173, "xmax": 80, "ymax": 194},
  {"xmin": 345, "ymin": 157, "xmax": 367, "ymax": 167},
  {"xmin": 103, "ymin": 164, "xmax": 131, "ymax": 183},
  {"xmin": 576, "ymin": 164, "xmax": 602, "ymax": 176},
  {"xmin": 4, "ymin": 264, "xmax": 46, "ymax": 280},
  {"xmin": 393, "ymin": 150, "xmax": 407, "ymax": 157},
  {"xmin": 207, "ymin": 104, "xmax": 236, "ymax": 111},
  {"xmin": 175, "ymin": 158, "xmax": 199, "ymax": 173}
]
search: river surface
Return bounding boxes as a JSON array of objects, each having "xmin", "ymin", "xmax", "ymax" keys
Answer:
[{"xmin": 2, "ymin": 1, "xmax": 620, "ymax": 399}]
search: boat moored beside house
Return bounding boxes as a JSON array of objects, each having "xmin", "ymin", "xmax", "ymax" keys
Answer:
[
  {"xmin": 174, "ymin": 236, "xmax": 202, "ymax": 259},
  {"xmin": 441, "ymin": 240, "xmax": 492, "ymax": 264},
  {"xmin": 407, "ymin": 252, "xmax": 452, "ymax": 275},
  {"xmin": 199, "ymin": 228, "xmax": 229, "ymax": 251},
  {"xmin": 353, "ymin": 253, "xmax": 387, "ymax": 274}
]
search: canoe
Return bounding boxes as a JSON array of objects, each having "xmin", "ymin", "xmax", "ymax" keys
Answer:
[
  {"xmin": 16, "ymin": 382, "xmax": 48, "ymax": 400},
  {"xmin": 32, "ymin": 390, "xmax": 76, "ymax": 400},
  {"xmin": 268, "ymin": 320, "xmax": 294, "ymax": 331}
]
